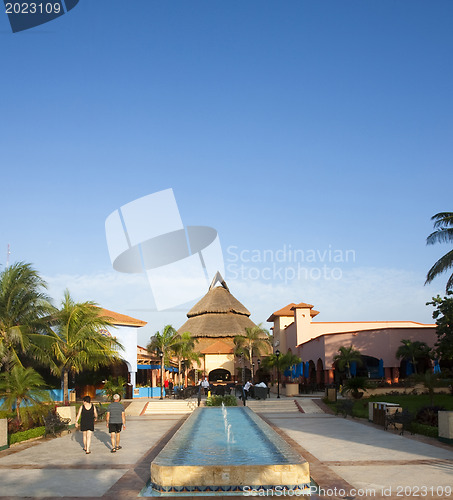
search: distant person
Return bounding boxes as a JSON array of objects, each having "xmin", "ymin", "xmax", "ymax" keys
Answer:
[
  {"xmin": 201, "ymin": 376, "xmax": 210, "ymax": 395},
  {"xmin": 106, "ymin": 394, "xmax": 126, "ymax": 453},
  {"xmin": 244, "ymin": 380, "xmax": 253, "ymax": 400},
  {"xmin": 75, "ymin": 395, "xmax": 98, "ymax": 454}
]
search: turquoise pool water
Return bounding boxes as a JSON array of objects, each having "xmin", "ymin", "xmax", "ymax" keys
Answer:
[{"xmin": 154, "ymin": 406, "xmax": 301, "ymax": 466}]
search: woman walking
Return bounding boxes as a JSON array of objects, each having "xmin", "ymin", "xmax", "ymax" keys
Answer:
[{"xmin": 75, "ymin": 395, "xmax": 98, "ymax": 454}]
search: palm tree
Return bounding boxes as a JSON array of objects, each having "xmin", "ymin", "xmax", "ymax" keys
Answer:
[
  {"xmin": 396, "ymin": 339, "xmax": 431, "ymax": 375},
  {"xmin": 0, "ymin": 262, "xmax": 54, "ymax": 372},
  {"xmin": 50, "ymin": 291, "xmax": 123, "ymax": 404},
  {"xmin": 147, "ymin": 325, "xmax": 181, "ymax": 398},
  {"xmin": 234, "ymin": 324, "xmax": 271, "ymax": 379},
  {"xmin": 172, "ymin": 331, "xmax": 200, "ymax": 387},
  {"xmin": 333, "ymin": 346, "xmax": 363, "ymax": 378},
  {"xmin": 426, "ymin": 212, "xmax": 453, "ymax": 291},
  {"xmin": 0, "ymin": 365, "xmax": 49, "ymax": 425},
  {"xmin": 262, "ymin": 351, "xmax": 301, "ymax": 377}
]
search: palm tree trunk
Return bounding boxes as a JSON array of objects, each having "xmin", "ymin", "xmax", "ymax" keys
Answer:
[
  {"xmin": 63, "ymin": 369, "xmax": 69, "ymax": 404},
  {"xmin": 16, "ymin": 397, "xmax": 21, "ymax": 425}
]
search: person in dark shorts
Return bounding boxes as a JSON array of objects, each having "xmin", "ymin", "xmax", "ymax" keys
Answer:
[
  {"xmin": 106, "ymin": 394, "xmax": 126, "ymax": 452},
  {"xmin": 75, "ymin": 395, "xmax": 98, "ymax": 454}
]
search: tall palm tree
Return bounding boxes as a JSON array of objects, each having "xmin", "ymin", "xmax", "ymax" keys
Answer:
[
  {"xmin": 147, "ymin": 325, "xmax": 181, "ymax": 398},
  {"xmin": 50, "ymin": 291, "xmax": 123, "ymax": 404},
  {"xmin": 396, "ymin": 339, "xmax": 431, "ymax": 375},
  {"xmin": 333, "ymin": 346, "xmax": 363, "ymax": 378},
  {"xmin": 0, "ymin": 365, "xmax": 49, "ymax": 425},
  {"xmin": 172, "ymin": 331, "xmax": 200, "ymax": 387},
  {"xmin": 0, "ymin": 262, "xmax": 54, "ymax": 371},
  {"xmin": 426, "ymin": 212, "xmax": 453, "ymax": 291},
  {"xmin": 234, "ymin": 324, "xmax": 271, "ymax": 379}
]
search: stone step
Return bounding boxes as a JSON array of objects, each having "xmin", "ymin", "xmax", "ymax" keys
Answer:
[
  {"xmin": 143, "ymin": 399, "xmax": 200, "ymax": 414},
  {"xmin": 246, "ymin": 400, "xmax": 300, "ymax": 413}
]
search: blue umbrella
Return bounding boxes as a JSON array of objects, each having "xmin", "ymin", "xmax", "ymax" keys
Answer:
[
  {"xmin": 350, "ymin": 361, "xmax": 357, "ymax": 377},
  {"xmin": 304, "ymin": 362, "xmax": 310, "ymax": 378},
  {"xmin": 406, "ymin": 361, "xmax": 413, "ymax": 376},
  {"xmin": 378, "ymin": 359, "xmax": 384, "ymax": 378},
  {"xmin": 434, "ymin": 359, "xmax": 441, "ymax": 374}
]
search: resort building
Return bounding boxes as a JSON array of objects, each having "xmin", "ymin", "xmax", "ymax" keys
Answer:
[
  {"xmin": 268, "ymin": 302, "xmax": 437, "ymax": 386},
  {"xmin": 177, "ymin": 273, "xmax": 268, "ymax": 382}
]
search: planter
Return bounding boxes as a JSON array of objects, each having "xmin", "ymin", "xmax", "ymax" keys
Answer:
[
  {"xmin": 285, "ymin": 383, "xmax": 299, "ymax": 396},
  {"xmin": 0, "ymin": 419, "xmax": 8, "ymax": 451},
  {"xmin": 438, "ymin": 411, "xmax": 453, "ymax": 444},
  {"xmin": 56, "ymin": 406, "xmax": 77, "ymax": 427}
]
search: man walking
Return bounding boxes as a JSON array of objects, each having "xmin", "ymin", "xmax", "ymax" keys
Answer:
[{"xmin": 106, "ymin": 394, "xmax": 126, "ymax": 453}]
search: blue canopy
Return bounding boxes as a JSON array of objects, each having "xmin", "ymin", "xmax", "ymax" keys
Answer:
[
  {"xmin": 137, "ymin": 365, "xmax": 179, "ymax": 373},
  {"xmin": 350, "ymin": 361, "xmax": 357, "ymax": 377},
  {"xmin": 304, "ymin": 362, "xmax": 309, "ymax": 378}
]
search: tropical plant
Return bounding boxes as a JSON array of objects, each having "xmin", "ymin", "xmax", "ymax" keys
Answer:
[
  {"xmin": 415, "ymin": 372, "xmax": 442, "ymax": 406},
  {"xmin": 234, "ymin": 324, "xmax": 271, "ymax": 379},
  {"xmin": 49, "ymin": 291, "xmax": 123, "ymax": 404},
  {"xmin": 396, "ymin": 339, "xmax": 431, "ymax": 375},
  {"xmin": 103, "ymin": 375, "xmax": 127, "ymax": 400},
  {"xmin": 427, "ymin": 292, "xmax": 453, "ymax": 360},
  {"xmin": 206, "ymin": 395, "xmax": 237, "ymax": 406},
  {"xmin": 333, "ymin": 346, "xmax": 363, "ymax": 378},
  {"xmin": 340, "ymin": 376, "xmax": 369, "ymax": 399},
  {"xmin": 262, "ymin": 351, "xmax": 301, "ymax": 375},
  {"xmin": 172, "ymin": 331, "xmax": 200, "ymax": 387},
  {"xmin": 425, "ymin": 212, "xmax": 453, "ymax": 291},
  {"xmin": 0, "ymin": 262, "xmax": 54, "ymax": 371},
  {"xmin": 0, "ymin": 365, "xmax": 49, "ymax": 425},
  {"xmin": 147, "ymin": 325, "xmax": 181, "ymax": 398}
]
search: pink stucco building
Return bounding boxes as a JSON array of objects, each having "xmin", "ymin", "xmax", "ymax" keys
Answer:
[{"xmin": 268, "ymin": 302, "xmax": 437, "ymax": 385}]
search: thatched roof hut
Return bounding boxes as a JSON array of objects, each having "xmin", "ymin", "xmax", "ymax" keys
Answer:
[{"xmin": 177, "ymin": 272, "xmax": 263, "ymax": 340}]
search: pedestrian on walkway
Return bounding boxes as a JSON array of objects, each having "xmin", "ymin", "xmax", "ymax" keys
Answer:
[
  {"xmin": 106, "ymin": 394, "xmax": 126, "ymax": 453},
  {"xmin": 75, "ymin": 395, "xmax": 98, "ymax": 454}
]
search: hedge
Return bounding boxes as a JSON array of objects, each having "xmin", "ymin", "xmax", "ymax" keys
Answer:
[{"xmin": 9, "ymin": 426, "xmax": 46, "ymax": 445}]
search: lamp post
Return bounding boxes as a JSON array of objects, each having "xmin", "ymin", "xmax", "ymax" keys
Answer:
[
  {"xmin": 252, "ymin": 362, "xmax": 255, "ymax": 382},
  {"xmin": 159, "ymin": 350, "xmax": 164, "ymax": 399},
  {"xmin": 276, "ymin": 349, "xmax": 280, "ymax": 399}
]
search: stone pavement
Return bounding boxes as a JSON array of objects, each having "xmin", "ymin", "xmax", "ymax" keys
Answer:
[{"xmin": 0, "ymin": 397, "xmax": 451, "ymax": 500}]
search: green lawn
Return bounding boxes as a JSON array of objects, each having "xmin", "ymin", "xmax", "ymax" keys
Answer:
[
  {"xmin": 350, "ymin": 394, "xmax": 453, "ymax": 419},
  {"xmin": 326, "ymin": 394, "xmax": 453, "ymax": 439}
]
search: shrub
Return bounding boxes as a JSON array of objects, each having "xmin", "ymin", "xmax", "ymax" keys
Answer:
[
  {"xmin": 9, "ymin": 426, "xmax": 46, "ymax": 445},
  {"xmin": 415, "ymin": 406, "xmax": 446, "ymax": 427},
  {"xmin": 206, "ymin": 395, "xmax": 237, "ymax": 406},
  {"xmin": 409, "ymin": 422, "xmax": 438, "ymax": 438}
]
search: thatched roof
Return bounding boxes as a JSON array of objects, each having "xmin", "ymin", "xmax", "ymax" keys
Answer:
[
  {"xmin": 177, "ymin": 273, "xmax": 262, "ymax": 338},
  {"xmin": 186, "ymin": 286, "xmax": 250, "ymax": 318}
]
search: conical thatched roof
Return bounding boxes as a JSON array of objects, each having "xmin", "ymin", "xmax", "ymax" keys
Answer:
[{"xmin": 177, "ymin": 273, "xmax": 262, "ymax": 338}]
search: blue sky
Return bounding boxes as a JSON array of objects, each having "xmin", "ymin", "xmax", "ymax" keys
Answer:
[{"xmin": 1, "ymin": 0, "xmax": 452, "ymax": 346}]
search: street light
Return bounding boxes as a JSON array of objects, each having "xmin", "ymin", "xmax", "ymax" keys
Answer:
[
  {"xmin": 158, "ymin": 350, "xmax": 164, "ymax": 399},
  {"xmin": 252, "ymin": 362, "xmax": 255, "ymax": 382},
  {"xmin": 275, "ymin": 349, "xmax": 280, "ymax": 399}
]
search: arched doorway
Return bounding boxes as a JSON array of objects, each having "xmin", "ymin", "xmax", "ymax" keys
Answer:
[{"xmin": 208, "ymin": 368, "xmax": 231, "ymax": 382}]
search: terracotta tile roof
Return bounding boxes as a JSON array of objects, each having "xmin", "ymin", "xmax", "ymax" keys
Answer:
[
  {"xmin": 200, "ymin": 340, "xmax": 235, "ymax": 354},
  {"xmin": 98, "ymin": 308, "xmax": 147, "ymax": 327},
  {"xmin": 267, "ymin": 302, "xmax": 319, "ymax": 321}
]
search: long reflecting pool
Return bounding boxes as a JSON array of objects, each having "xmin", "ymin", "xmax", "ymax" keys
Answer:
[{"xmin": 146, "ymin": 406, "xmax": 310, "ymax": 495}]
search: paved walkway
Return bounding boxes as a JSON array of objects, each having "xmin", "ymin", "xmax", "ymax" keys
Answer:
[{"xmin": 0, "ymin": 397, "xmax": 451, "ymax": 500}]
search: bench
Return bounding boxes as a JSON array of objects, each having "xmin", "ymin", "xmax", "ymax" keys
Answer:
[
  {"xmin": 384, "ymin": 409, "xmax": 414, "ymax": 435},
  {"xmin": 44, "ymin": 411, "xmax": 71, "ymax": 437}
]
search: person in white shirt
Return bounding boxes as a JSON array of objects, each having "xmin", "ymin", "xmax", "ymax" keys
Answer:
[{"xmin": 201, "ymin": 376, "xmax": 210, "ymax": 395}]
